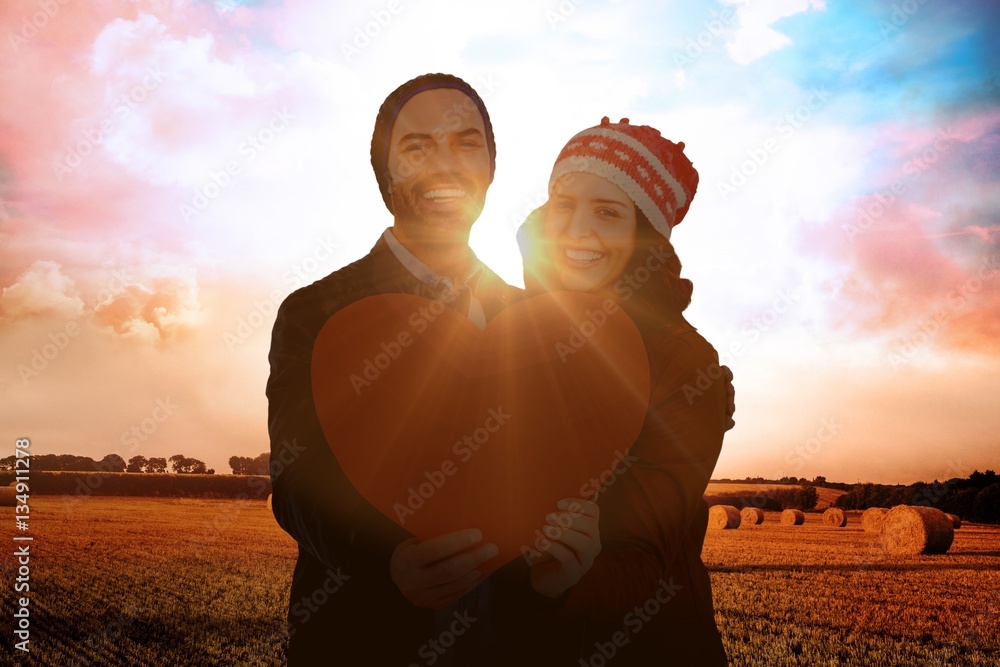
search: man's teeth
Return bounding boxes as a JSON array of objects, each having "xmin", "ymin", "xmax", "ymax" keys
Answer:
[
  {"xmin": 565, "ymin": 248, "xmax": 605, "ymax": 262},
  {"xmin": 423, "ymin": 188, "xmax": 465, "ymax": 200}
]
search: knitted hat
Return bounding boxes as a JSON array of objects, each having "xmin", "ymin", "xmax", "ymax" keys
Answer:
[
  {"xmin": 370, "ymin": 73, "xmax": 497, "ymax": 213},
  {"xmin": 548, "ymin": 117, "xmax": 698, "ymax": 238}
]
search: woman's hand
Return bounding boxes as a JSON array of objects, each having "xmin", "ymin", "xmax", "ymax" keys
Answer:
[{"xmin": 529, "ymin": 498, "xmax": 601, "ymax": 599}]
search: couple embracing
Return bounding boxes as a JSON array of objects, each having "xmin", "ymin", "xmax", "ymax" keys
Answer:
[{"xmin": 266, "ymin": 73, "xmax": 734, "ymax": 666}]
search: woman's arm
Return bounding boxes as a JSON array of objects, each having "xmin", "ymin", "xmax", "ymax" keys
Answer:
[{"xmin": 543, "ymin": 329, "xmax": 728, "ymax": 623}]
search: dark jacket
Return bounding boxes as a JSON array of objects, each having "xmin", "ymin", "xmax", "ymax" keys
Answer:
[
  {"xmin": 266, "ymin": 236, "xmax": 578, "ymax": 666},
  {"xmin": 514, "ymin": 212, "xmax": 730, "ymax": 665},
  {"xmin": 268, "ymin": 232, "xmax": 727, "ymax": 665},
  {"xmin": 568, "ymin": 316, "xmax": 730, "ymax": 666}
]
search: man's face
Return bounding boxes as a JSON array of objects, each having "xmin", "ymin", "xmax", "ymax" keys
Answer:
[{"xmin": 385, "ymin": 88, "xmax": 492, "ymax": 242}]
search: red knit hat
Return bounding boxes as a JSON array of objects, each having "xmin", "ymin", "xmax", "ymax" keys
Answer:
[{"xmin": 548, "ymin": 117, "xmax": 698, "ymax": 238}]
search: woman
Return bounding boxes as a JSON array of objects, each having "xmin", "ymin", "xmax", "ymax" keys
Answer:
[{"xmin": 516, "ymin": 116, "xmax": 731, "ymax": 665}]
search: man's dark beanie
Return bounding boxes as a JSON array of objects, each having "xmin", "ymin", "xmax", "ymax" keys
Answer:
[{"xmin": 370, "ymin": 73, "xmax": 497, "ymax": 213}]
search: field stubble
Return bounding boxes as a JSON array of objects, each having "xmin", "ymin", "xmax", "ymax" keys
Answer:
[
  {"xmin": 1, "ymin": 500, "xmax": 997, "ymax": 665},
  {"xmin": 704, "ymin": 510, "xmax": 1000, "ymax": 666}
]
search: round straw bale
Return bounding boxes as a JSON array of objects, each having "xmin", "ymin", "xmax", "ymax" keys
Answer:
[
  {"xmin": 708, "ymin": 504, "xmax": 741, "ymax": 530},
  {"xmin": 881, "ymin": 505, "xmax": 954, "ymax": 555},
  {"xmin": 822, "ymin": 507, "xmax": 847, "ymax": 527},
  {"xmin": 946, "ymin": 513, "xmax": 961, "ymax": 529},
  {"xmin": 740, "ymin": 507, "xmax": 765, "ymax": 526},
  {"xmin": 780, "ymin": 509, "xmax": 805, "ymax": 526},
  {"xmin": 862, "ymin": 507, "xmax": 889, "ymax": 533},
  {"xmin": 0, "ymin": 486, "xmax": 16, "ymax": 506}
]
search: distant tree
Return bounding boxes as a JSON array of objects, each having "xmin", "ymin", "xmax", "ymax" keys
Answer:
[
  {"xmin": 969, "ymin": 470, "xmax": 998, "ymax": 489},
  {"xmin": 813, "ymin": 476, "xmax": 827, "ymax": 486},
  {"xmin": 974, "ymin": 483, "xmax": 1000, "ymax": 523},
  {"xmin": 146, "ymin": 457, "xmax": 167, "ymax": 473},
  {"xmin": 229, "ymin": 456, "xmax": 253, "ymax": 475},
  {"xmin": 169, "ymin": 454, "xmax": 186, "ymax": 473},
  {"xmin": 206, "ymin": 468, "xmax": 215, "ymax": 475},
  {"xmin": 100, "ymin": 454, "xmax": 127, "ymax": 473},
  {"xmin": 229, "ymin": 453, "xmax": 270, "ymax": 475},
  {"xmin": 169, "ymin": 455, "xmax": 208, "ymax": 474},
  {"xmin": 251, "ymin": 452, "xmax": 269, "ymax": 475},
  {"xmin": 797, "ymin": 485, "xmax": 818, "ymax": 510},
  {"xmin": 126, "ymin": 456, "xmax": 148, "ymax": 473}
]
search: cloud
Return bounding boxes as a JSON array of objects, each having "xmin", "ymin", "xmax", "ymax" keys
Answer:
[
  {"xmin": 93, "ymin": 272, "xmax": 200, "ymax": 344},
  {"xmin": 0, "ymin": 260, "xmax": 84, "ymax": 320},
  {"xmin": 725, "ymin": 0, "xmax": 826, "ymax": 64}
]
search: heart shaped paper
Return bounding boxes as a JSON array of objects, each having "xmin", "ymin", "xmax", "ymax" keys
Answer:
[{"xmin": 312, "ymin": 292, "xmax": 650, "ymax": 575}]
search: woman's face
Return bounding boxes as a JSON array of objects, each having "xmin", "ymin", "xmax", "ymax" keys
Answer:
[{"xmin": 544, "ymin": 172, "xmax": 637, "ymax": 292}]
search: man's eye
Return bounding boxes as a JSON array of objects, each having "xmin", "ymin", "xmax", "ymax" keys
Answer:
[
  {"xmin": 598, "ymin": 208, "xmax": 620, "ymax": 218},
  {"xmin": 404, "ymin": 143, "xmax": 428, "ymax": 153},
  {"xmin": 458, "ymin": 140, "xmax": 481, "ymax": 148}
]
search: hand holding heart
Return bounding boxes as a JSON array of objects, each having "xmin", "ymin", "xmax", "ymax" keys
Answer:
[
  {"xmin": 528, "ymin": 498, "xmax": 601, "ymax": 599},
  {"xmin": 389, "ymin": 528, "xmax": 499, "ymax": 610},
  {"xmin": 311, "ymin": 292, "xmax": 650, "ymax": 580}
]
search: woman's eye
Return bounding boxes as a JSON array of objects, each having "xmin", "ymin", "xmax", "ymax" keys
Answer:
[{"xmin": 597, "ymin": 208, "xmax": 620, "ymax": 218}]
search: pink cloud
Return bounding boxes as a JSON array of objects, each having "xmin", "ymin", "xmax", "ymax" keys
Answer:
[
  {"xmin": 800, "ymin": 110, "xmax": 1000, "ymax": 353},
  {"xmin": 0, "ymin": 260, "xmax": 84, "ymax": 320},
  {"xmin": 93, "ymin": 274, "xmax": 200, "ymax": 344}
]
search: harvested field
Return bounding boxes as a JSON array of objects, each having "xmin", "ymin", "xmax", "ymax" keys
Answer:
[{"xmin": 4, "ymin": 499, "xmax": 998, "ymax": 666}]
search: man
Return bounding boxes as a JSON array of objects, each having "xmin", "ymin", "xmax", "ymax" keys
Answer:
[{"xmin": 266, "ymin": 73, "xmax": 589, "ymax": 666}]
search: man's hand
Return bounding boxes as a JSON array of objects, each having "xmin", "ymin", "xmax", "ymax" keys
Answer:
[
  {"xmin": 529, "ymin": 498, "xmax": 600, "ymax": 599},
  {"xmin": 390, "ymin": 529, "xmax": 498, "ymax": 610},
  {"xmin": 722, "ymin": 364, "xmax": 736, "ymax": 431}
]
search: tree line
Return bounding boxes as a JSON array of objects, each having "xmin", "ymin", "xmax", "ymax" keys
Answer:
[
  {"xmin": 0, "ymin": 452, "xmax": 272, "ymax": 475},
  {"xmin": 834, "ymin": 470, "xmax": 999, "ymax": 524},
  {"xmin": 0, "ymin": 453, "xmax": 215, "ymax": 475},
  {"xmin": 705, "ymin": 483, "xmax": 819, "ymax": 511}
]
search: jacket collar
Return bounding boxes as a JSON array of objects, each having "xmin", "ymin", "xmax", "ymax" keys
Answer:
[{"xmin": 368, "ymin": 231, "xmax": 519, "ymax": 321}]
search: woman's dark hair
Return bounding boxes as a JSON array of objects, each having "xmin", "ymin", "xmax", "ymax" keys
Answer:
[
  {"xmin": 518, "ymin": 204, "xmax": 694, "ymax": 325},
  {"xmin": 616, "ymin": 208, "xmax": 693, "ymax": 325}
]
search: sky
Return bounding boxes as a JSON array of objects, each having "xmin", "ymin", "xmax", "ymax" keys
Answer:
[{"xmin": 0, "ymin": 0, "xmax": 997, "ymax": 485}]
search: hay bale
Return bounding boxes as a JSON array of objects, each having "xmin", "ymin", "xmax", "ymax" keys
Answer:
[
  {"xmin": 862, "ymin": 507, "xmax": 889, "ymax": 533},
  {"xmin": 946, "ymin": 513, "xmax": 961, "ymax": 529},
  {"xmin": 708, "ymin": 504, "xmax": 741, "ymax": 530},
  {"xmin": 0, "ymin": 486, "xmax": 16, "ymax": 507},
  {"xmin": 740, "ymin": 507, "xmax": 765, "ymax": 526},
  {"xmin": 822, "ymin": 507, "xmax": 847, "ymax": 527},
  {"xmin": 881, "ymin": 505, "xmax": 954, "ymax": 555},
  {"xmin": 780, "ymin": 509, "xmax": 805, "ymax": 526}
]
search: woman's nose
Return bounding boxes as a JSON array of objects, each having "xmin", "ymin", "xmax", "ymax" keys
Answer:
[{"xmin": 564, "ymin": 209, "xmax": 594, "ymax": 239}]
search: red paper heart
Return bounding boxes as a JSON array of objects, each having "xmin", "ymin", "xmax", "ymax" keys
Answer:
[{"xmin": 312, "ymin": 292, "xmax": 649, "ymax": 575}]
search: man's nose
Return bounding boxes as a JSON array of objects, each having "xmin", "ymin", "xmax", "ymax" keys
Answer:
[{"xmin": 424, "ymin": 143, "xmax": 460, "ymax": 173}]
